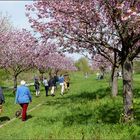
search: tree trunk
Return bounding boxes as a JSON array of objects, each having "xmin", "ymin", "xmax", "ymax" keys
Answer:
[
  {"xmin": 110, "ymin": 66, "xmax": 118, "ymax": 97},
  {"xmin": 122, "ymin": 58, "xmax": 133, "ymax": 122},
  {"xmin": 55, "ymin": 69, "xmax": 59, "ymax": 76},
  {"xmin": 39, "ymin": 73, "xmax": 44, "ymax": 82},
  {"xmin": 111, "ymin": 69, "xmax": 118, "ymax": 97}
]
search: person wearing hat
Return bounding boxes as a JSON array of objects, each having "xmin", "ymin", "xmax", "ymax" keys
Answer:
[{"xmin": 15, "ymin": 80, "xmax": 32, "ymax": 121}]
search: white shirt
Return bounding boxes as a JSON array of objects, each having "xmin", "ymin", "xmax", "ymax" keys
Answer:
[{"xmin": 43, "ymin": 79, "xmax": 48, "ymax": 86}]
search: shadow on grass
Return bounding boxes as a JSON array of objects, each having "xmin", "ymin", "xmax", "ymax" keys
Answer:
[
  {"xmin": 133, "ymin": 87, "xmax": 140, "ymax": 98},
  {"xmin": 134, "ymin": 109, "xmax": 140, "ymax": 124},
  {"xmin": 43, "ymin": 87, "xmax": 111, "ymax": 106},
  {"xmin": 63, "ymin": 102, "xmax": 122, "ymax": 126},
  {"xmin": 121, "ymin": 87, "xmax": 140, "ymax": 124},
  {"xmin": 96, "ymin": 103, "xmax": 122, "ymax": 124},
  {"xmin": 0, "ymin": 116, "xmax": 10, "ymax": 122},
  {"xmin": 27, "ymin": 115, "xmax": 33, "ymax": 120},
  {"xmin": 63, "ymin": 109, "xmax": 93, "ymax": 126},
  {"xmin": 43, "ymin": 87, "xmax": 123, "ymax": 125},
  {"xmin": 118, "ymin": 87, "xmax": 140, "ymax": 98},
  {"xmin": 67, "ymin": 87, "xmax": 111, "ymax": 100},
  {"xmin": 33, "ymin": 116, "xmax": 60, "ymax": 126}
]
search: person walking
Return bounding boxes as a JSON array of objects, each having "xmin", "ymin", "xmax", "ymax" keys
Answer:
[
  {"xmin": 64, "ymin": 73, "xmax": 70, "ymax": 90},
  {"xmin": 48, "ymin": 75, "xmax": 55, "ymax": 96},
  {"xmin": 59, "ymin": 74, "xmax": 65, "ymax": 95},
  {"xmin": 0, "ymin": 87, "xmax": 5, "ymax": 115},
  {"xmin": 96, "ymin": 72, "xmax": 100, "ymax": 80},
  {"xmin": 34, "ymin": 78, "xmax": 40, "ymax": 96},
  {"xmin": 43, "ymin": 77, "xmax": 49, "ymax": 96},
  {"xmin": 15, "ymin": 80, "xmax": 32, "ymax": 121},
  {"xmin": 54, "ymin": 74, "xmax": 59, "ymax": 89}
]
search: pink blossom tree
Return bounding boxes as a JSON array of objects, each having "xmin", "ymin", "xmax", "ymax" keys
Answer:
[
  {"xmin": 33, "ymin": 42, "xmax": 56, "ymax": 75},
  {"xmin": 92, "ymin": 54, "xmax": 112, "ymax": 75},
  {"xmin": 34, "ymin": 46, "xmax": 77, "ymax": 77},
  {"xmin": 26, "ymin": 0, "xmax": 140, "ymax": 122},
  {"xmin": 0, "ymin": 29, "xmax": 37, "ymax": 90},
  {"xmin": 25, "ymin": 0, "xmax": 120, "ymax": 97},
  {"xmin": 46, "ymin": 53, "xmax": 77, "ymax": 73},
  {"xmin": 92, "ymin": 53, "xmax": 120, "ymax": 97}
]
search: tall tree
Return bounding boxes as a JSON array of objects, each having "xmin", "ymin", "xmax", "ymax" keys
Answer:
[
  {"xmin": 75, "ymin": 57, "xmax": 90, "ymax": 73},
  {"xmin": 92, "ymin": 54, "xmax": 119, "ymax": 96},
  {"xmin": 25, "ymin": 0, "xmax": 120, "ymax": 97},
  {"xmin": 0, "ymin": 29, "xmax": 37, "ymax": 90},
  {"xmin": 34, "ymin": 43, "xmax": 77, "ymax": 76},
  {"xmin": 26, "ymin": 0, "xmax": 140, "ymax": 122}
]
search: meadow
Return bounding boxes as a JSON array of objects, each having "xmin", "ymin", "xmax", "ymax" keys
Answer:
[{"xmin": 0, "ymin": 71, "xmax": 140, "ymax": 139}]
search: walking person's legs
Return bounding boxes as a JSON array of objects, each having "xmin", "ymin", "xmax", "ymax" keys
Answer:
[
  {"xmin": 64, "ymin": 82, "xmax": 67, "ymax": 90},
  {"xmin": 35, "ymin": 89, "xmax": 38, "ymax": 96},
  {"xmin": 51, "ymin": 86, "xmax": 55, "ymax": 96},
  {"xmin": 60, "ymin": 83, "xmax": 64, "ymax": 95},
  {"xmin": 38, "ymin": 88, "xmax": 40, "ymax": 95},
  {"xmin": 20, "ymin": 103, "xmax": 28, "ymax": 121},
  {"xmin": 0, "ymin": 104, "xmax": 2, "ymax": 115},
  {"xmin": 36, "ymin": 88, "xmax": 40, "ymax": 96},
  {"xmin": 45, "ymin": 86, "xmax": 49, "ymax": 96},
  {"xmin": 67, "ymin": 82, "xmax": 70, "ymax": 90}
]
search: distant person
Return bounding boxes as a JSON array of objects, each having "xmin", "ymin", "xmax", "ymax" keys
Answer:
[
  {"xmin": 43, "ymin": 77, "xmax": 49, "ymax": 96},
  {"xmin": 119, "ymin": 71, "xmax": 122, "ymax": 77},
  {"xmin": 48, "ymin": 75, "xmax": 55, "ymax": 96},
  {"xmin": 59, "ymin": 74, "xmax": 65, "ymax": 95},
  {"xmin": 34, "ymin": 78, "xmax": 40, "ymax": 96},
  {"xmin": 0, "ymin": 87, "xmax": 5, "ymax": 115},
  {"xmin": 96, "ymin": 72, "xmax": 100, "ymax": 80},
  {"xmin": 99, "ymin": 72, "xmax": 104, "ymax": 79},
  {"xmin": 15, "ymin": 80, "xmax": 32, "ymax": 121},
  {"xmin": 84, "ymin": 72, "xmax": 88, "ymax": 79},
  {"xmin": 54, "ymin": 74, "xmax": 59, "ymax": 89}
]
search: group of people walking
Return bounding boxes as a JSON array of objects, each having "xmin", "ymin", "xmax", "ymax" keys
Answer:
[
  {"xmin": 0, "ymin": 73, "xmax": 70, "ymax": 122},
  {"xmin": 34, "ymin": 73, "xmax": 70, "ymax": 97},
  {"xmin": 15, "ymin": 73, "xmax": 70, "ymax": 122}
]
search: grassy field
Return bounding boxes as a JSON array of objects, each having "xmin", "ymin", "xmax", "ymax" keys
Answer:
[{"xmin": 0, "ymin": 72, "xmax": 140, "ymax": 139}]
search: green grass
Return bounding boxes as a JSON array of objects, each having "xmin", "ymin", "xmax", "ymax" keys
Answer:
[{"xmin": 0, "ymin": 72, "xmax": 140, "ymax": 139}]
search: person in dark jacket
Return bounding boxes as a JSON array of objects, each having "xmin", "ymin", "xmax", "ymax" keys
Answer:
[
  {"xmin": 54, "ymin": 74, "xmax": 59, "ymax": 89},
  {"xmin": 48, "ymin": 75, "xmax": 55, "ymax": 96},
  {"xmin": 15, "ymin": 80, "xmax": 32, "ymax": 121},
  {"xmin": 0, "ymin": 87, "xmax": 5, "ymax": 114},
  {"xmin": 34, "ymin": 78, "xmax": 40, "ymax": 96},
  {"xmin": 43, "ymin": 77, "xmax": 49, "ymax": 96}
]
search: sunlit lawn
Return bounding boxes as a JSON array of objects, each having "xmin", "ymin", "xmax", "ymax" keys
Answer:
[{"xmin": 0, "ymin": 72, "xmax": 140, "ymax": 139}]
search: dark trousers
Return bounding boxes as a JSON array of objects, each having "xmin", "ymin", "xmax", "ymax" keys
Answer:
[
  {"xmin": 45, "ymin": 86, "xmax": 49, "ymax": 96},
  {"xmin": 67, "ymin": 82, "xmax": 70, "ymax": 88},
  {"xmin": 20, "ymin": 103, "xmax": 28, "ymax": 121}
]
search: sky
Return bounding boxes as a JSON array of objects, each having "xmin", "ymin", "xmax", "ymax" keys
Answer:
[
  {"xmin": 0, "ymin": 1, "xmax": 33, "ymax": 30},
  {"xmin": 0, "ymin": 1, "xmax": 83, "ymax": 60}
]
